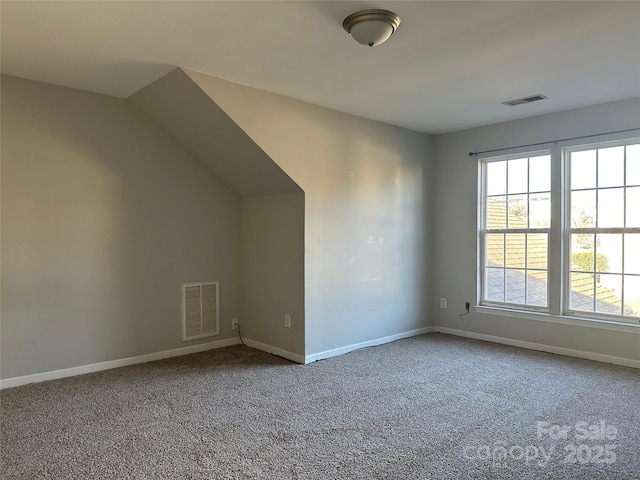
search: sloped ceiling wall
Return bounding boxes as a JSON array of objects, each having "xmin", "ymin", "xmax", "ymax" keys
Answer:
[
  {"xmin": 128, "ymin": 68, "xmax": 302, "ymax": 198},
  {"xmin": 128, "ymin": 69, "xmax": 306, "ymax": 359}
]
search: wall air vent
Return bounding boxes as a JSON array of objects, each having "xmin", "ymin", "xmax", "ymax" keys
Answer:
[
  {"xmin": 501, "ymin": 94, "xmax": 548, "ymax": 107},
  {"xmin": 182, "ymin": 281, "xmax": 220, "ymax": 341}
]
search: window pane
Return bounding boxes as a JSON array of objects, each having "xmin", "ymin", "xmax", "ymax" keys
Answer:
[
  {"xmin": 529, "ymin": 193, "xmax": 550, "ymax": 228},
  {"xmin": 571, "ymin": 149, "xmax": 596, "ymax": 190},
  {"xmin": 506, "ymin": 234, "xmax": 525, "ymax": 267},
  {"xmin": 507, "ymin": 195, "xmax": 528, "ymax": 228},
  {"xmin": 571, "ymin": 234, "xmax": 594, "ymax": 272},
  {"xmin": 627, "ymin": 187, "xmax": 640, "ymax": 228},
  {"xmin": 508, "ymin": 158, "xmax": 528, "ymax": 194},
  {"xmin": 596, "ymin": 274, "xmax": 623, "ymax": 315},
  {"xmin": 487, "ymin": 161, "xmax": 506, "ymax": 195},
  {"xmin": 570, "ymin": 272, "xmax": 595, "ymax": 312},
  {"xmin": 596, "ymin": 234, "xmax": 622, "ymax": 274},
  {"xmin": 486, "ymin": 196, "xmax": 506, "ymax": 229},
  {"xmin": 529, "ymin": 155, "xmax": 550, "ymax": 192},
  {"xmin": 485, "ymin": 234, "xmax": 504, "ymax": 267},
  {"xmin": 598, "ymin": 146, "xmax": 624, "ymax": 188},
  {"xmin": 527, "ymin": 270, "xmax": 547, "ymax": 307},
  {"xmin": 627, "ymin": 144, "xmax": 640, "ymax": 186},
  {"xmin": 485, "ymin": 268, "xmax": 504, "ymax": 302},
  {"xmin": 624, "ymin": 234, "xmax": 640, "ymax": 275},
  {"xmin": 571, "ymin": 190, "xmax": 596, "ymax": 228},
  {"xmin": 505, "ymin": 269, "xmax": 526, "ymax": 304},
  {"xmin": 527, "ymin": 233, "xmax": 548, "ymax": 269},
  {"xmin": 623, "ymin": 275, "xmax": 640, "ymax": 317},
  {"xmin": 598, "ymin": 188, "xmax": 624, "ymax": 228}
]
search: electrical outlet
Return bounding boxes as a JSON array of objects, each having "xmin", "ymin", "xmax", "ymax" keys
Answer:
[
  {"xmin": 440, "ymin": 298, "xmax": 447, "ymax": 309},
  {"xmin": 284, "ymin": 314, "xmax": 291, "ymax": 328},
  {"xmin": 231, "ymin": 318, "xmax": 238, "ymax": 330}
]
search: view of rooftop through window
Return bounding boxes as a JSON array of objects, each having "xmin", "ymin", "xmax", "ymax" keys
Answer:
[
  {"xmin": 484, "ymin": 153, "xmax": 550, "ymax": 308},
  {"xmin": 568, "ymin": 143, "xmax": 640, "ymax": 317},
  {"xmin": 481, "ymin": 139, "xmax": 640, "ymax": 322}
]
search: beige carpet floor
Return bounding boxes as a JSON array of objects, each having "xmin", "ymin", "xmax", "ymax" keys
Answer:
[{"xmin": 1, "ymin": 333, "xmax": 639, "ymax": 479}]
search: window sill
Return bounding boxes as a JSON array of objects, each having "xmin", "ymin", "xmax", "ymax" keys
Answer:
[{"xmin": 474, "ymin": 305, "xmax": 640, "ymax": 334}]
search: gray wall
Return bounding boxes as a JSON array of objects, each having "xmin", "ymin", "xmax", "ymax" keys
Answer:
[
  {"xmin": 185, "ymin": 69, "xmax": 434, "ymax": 356},
  {"xmin": 432, "ymin": 97, "xmax": 640, "ymax": 361},
  {"xmin": 1, "ymin": 75, "xmax": 242, "ymax": 379},
  {"xmin": 240, "ymin": 194, "xmax": 305, "ymax": 356}
]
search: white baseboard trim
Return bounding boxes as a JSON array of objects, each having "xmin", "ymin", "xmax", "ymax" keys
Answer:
[
  {"xmin": 434, "ymin": 326, "xmax": 640, "ymax": 369},
  {"xmin": 0, "ymin": 337, "xmax": 242, "ymax": 390},
  {"xmin": 241, "ymin": 338, "xmax": 305, "ymax": 364},
  {"xmin": 305, "ymin": 326, "xmax": 434, "ymax": 364}
]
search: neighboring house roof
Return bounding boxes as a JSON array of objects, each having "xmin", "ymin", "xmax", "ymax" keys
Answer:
[{"xmin": 485, "ymin": 199, "xmax": 634, "ymax": 315}]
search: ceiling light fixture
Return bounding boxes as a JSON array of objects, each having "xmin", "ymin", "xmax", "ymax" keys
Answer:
[{"xmin": 343, "ymin": 9, "xmax": 401, "ymax": 47}]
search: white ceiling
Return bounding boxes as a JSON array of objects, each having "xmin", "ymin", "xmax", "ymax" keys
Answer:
[{"xmin": 2, "ymin": 1, "xmax": 639, "ymax": 134}]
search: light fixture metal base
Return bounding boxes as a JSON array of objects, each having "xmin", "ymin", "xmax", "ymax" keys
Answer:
[{"xmin": 343, "ymin": 9, "xmax": 401, "ymax": 47}]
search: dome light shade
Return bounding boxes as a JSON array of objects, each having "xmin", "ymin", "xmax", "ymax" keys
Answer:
[{"xmin": 343, "ymin": 9, "xmax": 401, "ymax": 47}]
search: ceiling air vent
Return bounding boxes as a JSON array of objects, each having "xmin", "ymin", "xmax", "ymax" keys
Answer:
[
  {"xmin": 501, "ymin": 94, "xmax": 548, "ymax": 107},
  {"xmin": 182, "ymin": 281, "xmax": 220, "ymax": 341}
]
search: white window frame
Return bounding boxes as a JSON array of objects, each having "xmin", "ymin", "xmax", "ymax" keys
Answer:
[
  {"xmin": 479, "ymin": 150, "xmax": 551, "ymax": 313},
  {"xmin": 478, "ymin": 134, "xmax": 640, "ymax": 327},
  {"xmin": 563, "ymin": 139, "xmax": 640, "ymax": 322}
]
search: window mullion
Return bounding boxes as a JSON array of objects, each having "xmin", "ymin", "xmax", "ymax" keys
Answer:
[{"xmin": 548, "ymin": 144, "xmax": 563, "ymax": 315}]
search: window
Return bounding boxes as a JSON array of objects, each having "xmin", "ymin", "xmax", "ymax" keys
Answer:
[
  {"xmin": 480, "ymin": 138, "xmax": 640, "ymax": 324},
  {"xmin": 482, "ymin": 153, "xmax": 550, "ymax": 309},
  {"xmin": 566, "ymin": 143, "xmax": 640, "ymax": 318}
]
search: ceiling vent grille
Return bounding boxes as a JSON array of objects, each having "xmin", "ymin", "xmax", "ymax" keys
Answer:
[
  {"xmin": 182, "ymin": 281, "xmax": 219, "ymax": 341},
  {"xmin": 501, "ymin": 94, "xmax": 548, "ymax": 107}
]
